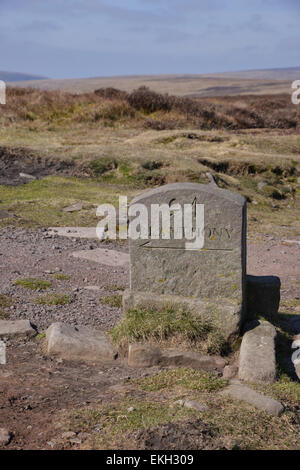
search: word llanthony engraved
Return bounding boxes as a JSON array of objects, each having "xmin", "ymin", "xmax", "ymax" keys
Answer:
[{"xmin": 96, "ymin": 196, "xmax": 206, "ymax": 249}]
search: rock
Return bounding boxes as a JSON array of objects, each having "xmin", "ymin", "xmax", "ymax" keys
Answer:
[
  {"xmin": 0, "ymin": 320, "xmax": 36, "ymax": 339},
  {"xmin": 292, "ymin": 334, "xmax": 300, "ymax": 348},
  {"xmin": 70, "ymin": 438, "xmax": 82, "ymax": 445},
  {"xmin": 19, "ymin": 172, "xmax": 36, "ymax": 181},
  {"xmin": 292, "ymin": 335, "xmax": 300, "ymax": 380},
  {"xmin": 0, "ymin": 341, "xmax": 6, "ymax": 364},
  {"xmin": 238, "ymin": 321, "xmax": 277, "ymax": 384},
  {"xmin": 47, "ymin": 227, "xmax": 105, "ymax": 240},
  {"xmin": 222, "ymin": 365, "xmax": 238, "ymax": 379},
  {"xmin": 77, "ymin": 432, "xmax": 90, "ymax": 441},
  {"xmin": 62, "ymin": 431, "xmax": 76, "ymax": 439},
  {"xmin": 246, "ymin": 275, "xmax": 280, "ymax": 321},
  {"xmin": 0, "ymin": 428, "xmax": 12, "ymax": 445},
  {"xmin": 0, "ymin": 210, "xmax": 10, "ymax": 220},
  {"xmin": 63, "ymin": 202, "xmax": 83, "ymax": 213},
  {"xmin": 72, "ymin": 248, "xmax": 129, "ymax": 267},
  {"xmin": 220, "ymin": 380, "xmax": 284, "ymax": 417},
  {"xmin": 128, "ymin": 343, "xmax": 226, "ymax": 372},
  {"xmin": 175, "ymin": 399, "xmax": 208, "ymax": 412},
  {"xmin": 46, "ymin": 322, "xmax": 118, "ymax": 363}
]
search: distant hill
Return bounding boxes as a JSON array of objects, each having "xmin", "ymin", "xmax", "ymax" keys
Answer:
[
  {"xmin": 215, "ymin": 67, "xmax": 300, "ymax": 81},
  {"xmin": 7, "ymin": 67, "xmax": 299, "ymax": 97},
  {"xmin": 0, "ymin": 71, "xmax": 47, "ymax": 82}
]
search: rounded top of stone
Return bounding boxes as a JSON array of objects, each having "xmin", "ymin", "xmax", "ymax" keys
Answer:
[{"xmin": 131, "ymin": 182, "xmax": 246, "ymax": 206}]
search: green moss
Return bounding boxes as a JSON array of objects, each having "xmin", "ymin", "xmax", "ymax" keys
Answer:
[
  {"xmin": 34, "ymin": 293, "xmax": 71, "ymax": 305},
  {"xmin": 14, "ymin": 278, "xmax": 52, "ymax": 291}
]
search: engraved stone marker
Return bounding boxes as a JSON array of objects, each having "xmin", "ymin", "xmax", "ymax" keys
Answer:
[{"xmin": 124, "ymin": 183, "xmax": 247, "ymax": 340}]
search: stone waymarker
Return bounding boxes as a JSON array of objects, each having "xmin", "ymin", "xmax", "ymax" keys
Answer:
[{"xmin": 124, "ymin": 182, "xmax": 247, "ymax": 340}]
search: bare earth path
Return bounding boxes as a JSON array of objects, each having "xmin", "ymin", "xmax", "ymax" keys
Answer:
[{"xmin": 0, "ymin": 228, "xmax": 299, "ymax": 449}]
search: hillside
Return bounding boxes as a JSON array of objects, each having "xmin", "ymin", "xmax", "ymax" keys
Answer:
[
  {"xmin": 0, "ymin": 71, "xmax": 47, "ymax": 82},
  {"xmin": 7, "ymin": 67, "xmax": 299, "ymax": 97}
]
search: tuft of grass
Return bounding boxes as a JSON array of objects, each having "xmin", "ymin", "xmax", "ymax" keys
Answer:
[
  {"xmin": 104, "ymin": 284, "xmax": 125, "ymax": 292},
  {"xmin": 110, "ymin": 307, "xmax": 226, "ymax": 354},
  {"xmin": 133, "ymin": 368, "xmax": 227, "ymax": 393},
  {"xmin": 36, "ymin": 332, "xmax": 46, "ymax": 340},
  {"xmin": 101, "ymin": 294, "xmax": 122, "ymax": 308},
  {"xmin": 14, "ymin": 278, "xmax": 52, "ymax": 291},
  {"xmin": 34, "ymin": 293, "xmax": 71, "ymax": 306},
  {"xmin": 0, "ymin": 294, "xmax": 13, "ymax": 319},
  {"xmin": 51, "ymin": 273, "xmax": 70, "ymax": 281}
]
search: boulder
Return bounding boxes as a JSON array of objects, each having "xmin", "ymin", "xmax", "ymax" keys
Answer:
[
  {"xmin": 238, "ymin": 320, "xmax": 277, "ymax": 384},
  {"xmin": 46, "ymin": 322, "xmax": 118, "ymax": 363}
]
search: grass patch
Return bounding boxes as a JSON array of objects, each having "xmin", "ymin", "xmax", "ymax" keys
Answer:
[
  {"xmin": 110, "ymin": 307, "xmax": 227, "ymax": 354},
  {"xmin": 63, "ymin": 399, "xmax": 196, "ymax": 449},
  {"xmin": 51, "ymin": 273, "xmax": 70, "ymax": 281},
  {"xmin": 104, "ymin": 284, "xmax": 125, "ymax": 292},
  {"xmin": 34, "ymin": 293, "xmax": 71, "ymax": 306},
  {"xmin": 133, "ymin": 368, "xmax": 227, "ymax": 393},
  {"xmin": 201, "ymin": 395, "xmax": 300, "ymax": 450},
  {"xmin": 101, "ymin": 294, "xmax": 122, "ymax": 308},
  {"xmin": 14, "ymin": 278, "xmax": 52, "ymax": 291},
  {"xmin": 0, "ymin": 294, "xmax": 13, "ymax": 319}
]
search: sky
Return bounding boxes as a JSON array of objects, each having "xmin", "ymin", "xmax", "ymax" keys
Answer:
[{"xmin": 0, "ymin": 0, "xmax": 299, "ymax": 78}]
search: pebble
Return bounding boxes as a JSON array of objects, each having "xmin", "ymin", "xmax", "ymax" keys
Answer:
[{"xmin": 0, "ymin": 428, "xmax": 12, "ymax": 445}]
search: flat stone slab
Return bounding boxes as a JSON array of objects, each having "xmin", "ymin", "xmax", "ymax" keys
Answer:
[
  {"xmin": 128, "ymin": 343, "xmax": 227, "ymax": 372},
  {"xmin": 238, "ymin": 321, "xmax": 277, "ymax": 384},
  {"xmin": 46, "ymin": 322, "xmax": 118, "ymax": 363},
  {"xmin": 72, "ymin": 248, "xmax": 129, "ymax": 267},
  {"xmin": 220, "ymin": 380, "xmax": 284, "ymax": 417},
  {"xmin": 63, "ymin": 202, "xmax": 83, "ymax": 213},
  {"xmin": 47, "ymin": 227, "xmax": 104, "ymax": 240},
  {"xmin": 0, "ymin": 320, "xmax": 36, "ymax": 339}
]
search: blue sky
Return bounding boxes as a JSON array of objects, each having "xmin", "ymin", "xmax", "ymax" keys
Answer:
[{"xmin": 0, "ymin": 0, "xmax": 299, "ymax": 78}]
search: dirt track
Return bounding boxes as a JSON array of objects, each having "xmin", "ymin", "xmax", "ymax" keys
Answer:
[{"xmin": 0, "ymin": 227, "xmax": 299, "ymax": 449}]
